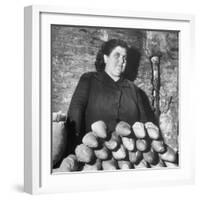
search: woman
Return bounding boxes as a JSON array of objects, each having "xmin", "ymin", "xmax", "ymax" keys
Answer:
[{"xmin": 66, "ymin": 39, "xmax": 150, "ymax": 153}]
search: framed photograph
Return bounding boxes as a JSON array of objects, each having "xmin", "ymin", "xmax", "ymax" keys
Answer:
[{"xmin": 24, "ymin": 5, "xmax": 195, "ymax": 194}]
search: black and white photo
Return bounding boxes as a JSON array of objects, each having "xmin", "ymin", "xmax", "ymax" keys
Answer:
[{"xmin": 51, "ymin": 25, "xmax": 179, "ymax": 173}]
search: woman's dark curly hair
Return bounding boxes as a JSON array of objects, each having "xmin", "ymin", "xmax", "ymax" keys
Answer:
[{"xmin": 95, "ymin": 39, "xmax": 128, "ymax": 72}]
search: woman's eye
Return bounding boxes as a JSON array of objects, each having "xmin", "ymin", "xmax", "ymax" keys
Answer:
[
  {"xmin": 114, "ymin": 53, "xmax": 120, "ymax": 58},
  {"xmin": 113, "ymin": 53, "xmax": 127, "ymax": 62}
]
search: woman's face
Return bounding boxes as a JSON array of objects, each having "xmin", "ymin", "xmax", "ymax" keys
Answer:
[{"xmin": 104, "ymin": 46, "xmax": 127, "ymax": 80}]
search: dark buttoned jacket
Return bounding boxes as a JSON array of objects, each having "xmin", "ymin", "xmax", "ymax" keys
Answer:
[{"xmin": 66, "ymin": 71, "xmax": 152, "ymax": 149}]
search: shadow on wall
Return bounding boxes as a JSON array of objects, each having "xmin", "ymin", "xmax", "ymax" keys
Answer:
[
  {"xmin": 124, "ymin": 47, "xmax": 157, "ymax": 125},
  {"xmin": 124, "ymin": 47, "xmax": 141, "ymax": 81}
]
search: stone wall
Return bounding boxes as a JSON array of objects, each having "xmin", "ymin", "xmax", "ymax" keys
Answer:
[{"xmin": 51, "ymin": 25, "xmax": 179, "ymax": 150}]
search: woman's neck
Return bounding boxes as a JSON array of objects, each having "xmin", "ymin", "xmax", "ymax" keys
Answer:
[{"xmin": 104, "ymin": 70, "xmax": 120, "ymax": 82}]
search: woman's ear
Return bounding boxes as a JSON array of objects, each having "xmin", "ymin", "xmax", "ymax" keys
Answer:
[{"xmin": 103, "ymin": 54, "xmax": 108, "ymax": 64}]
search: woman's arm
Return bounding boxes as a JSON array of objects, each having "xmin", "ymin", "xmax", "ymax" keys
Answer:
[{"xmin": 67, "ymin": 72, "xmax": 93, "ymax": 144}]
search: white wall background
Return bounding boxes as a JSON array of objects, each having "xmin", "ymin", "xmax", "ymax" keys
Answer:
[{"xmin": 0, "ymin": 0, "xmax": 199, "ymax": 199}]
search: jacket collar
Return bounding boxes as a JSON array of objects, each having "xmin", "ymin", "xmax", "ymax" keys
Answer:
[{"xmin": 94, "ymin": 71, "xmax": 130, "ymax": 88}]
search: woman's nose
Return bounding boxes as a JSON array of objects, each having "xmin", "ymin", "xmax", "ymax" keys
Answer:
[
  {"xmin": 118, "ymin": 56, "xmax": 124, "ymax": 64},
  {"xmin": 119, "ymin": 57, "xmax": 126, "ymax": 65}
]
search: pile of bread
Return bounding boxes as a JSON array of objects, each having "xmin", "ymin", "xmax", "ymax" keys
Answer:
[{"xmin": 53, "ymin": 116, "xmax": 178, "ymax": 172}]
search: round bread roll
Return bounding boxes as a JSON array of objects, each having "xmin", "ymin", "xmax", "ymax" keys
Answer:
[
  {"xmin": 118, "ymin": 160, "xmax": 132, "ymax": 170},
  {"xmin": 151, "ymin": 140, "xmax": 166, "ymax": 153},
  {"xmin": 136, "ymin": 139, "xmax": 148, "ymax": 152},
  {"xmin": 134, "ymin": 159, "xmax": 149, "ymax": 169},
  {"xmin": 82, "ymin": 132, "xmax": 99, "ymax": 148},
  {"xmin": 132, "ymin": 122, "xmax": 146, "ymax": 138},
  {"xmin": 58, "ymin": 154, "xmax": 78, "ymax": 172},
  {"xmin": 128, "ymin": 151, "xmax": 143, "ymax": 164},
  {"xmin": 159, "ymin": 145, "xmax": 177, "ymax": 163},
  {"xmin": 112, "ymin": 144, "xmax": 127, "ymax": 160},
  {"xmin": 121, "ymin": 136, "xmax": 135, "ymax": 151},
  {"xmin": 115, "ymin": 121, "xmax": 131, "ymax": 136},
  {"xmin": 75, "ymin": 144, "xmax": 94, "ymax": 163},
  {"xmin": 102, "ymin": 158, "xmax": 118, "ymax": 170},
  {"xmin": 145, "ymin": 122, "xmax": 160, "ymax": 139},
  {"xmin": 91, "ymin": 121, "xmax": 107, "ymax": 139},
  {"xmin": 104, "ymin": 131, "xmax": 121, "ymax": 150},
  {"xmin": 94, "ymin": 146, "xmax": 109, "ymax": 160},
  {"xmin": 143, "ymin": 149, "xmax": 159, "ymax": 165}
]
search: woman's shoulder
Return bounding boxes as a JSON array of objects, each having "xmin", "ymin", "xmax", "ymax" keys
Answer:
[
  {"xmin": 127, "ymin": 80, "xmax": 145, "ymax": 99},
  {"xmin": 126, "ymin": 79, "xmax": 139, "ymax": 90},
  {"xmin": 79, "ymin": 71, "xmax": 97, "ymax": 80}
]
